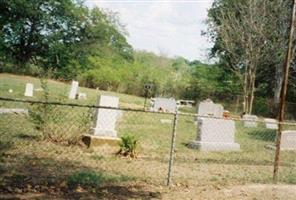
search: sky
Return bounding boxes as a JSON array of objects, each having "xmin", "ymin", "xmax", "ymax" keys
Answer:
[{"xmin": 85, "ymin": 0, "xmax": 214, "ymax": 62}]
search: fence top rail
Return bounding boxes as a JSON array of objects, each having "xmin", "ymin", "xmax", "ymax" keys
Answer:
[
  {"xmin": 177, "ymin": 111, "xmax": 296, "ymax": 126},
  {"xmin": 0, "ymin": 96, "xmax": 176, "ymax": 115},
  {"xmin": 1, "ymin": 96, "xmax": 296, "ymax": 126}
]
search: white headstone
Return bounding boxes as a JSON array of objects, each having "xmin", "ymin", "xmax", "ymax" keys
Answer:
[
  {"xmin": 190, "ymin": 118, "xmax": 240, "ymax": 151},
  {"xmin": 243, "ymin": 114, "xmax": 258, "ymax": 128},
  {"xmin": 68, "ymin": 81, "xmax": 79, "ymax": 99},
  {"xmin": 8, "ymin": 89, "xmax": 13, "ymax": 93},
  {"xmin": 197, "ymin": 99, "xmax": 224, "ymax": 118},
  {"xmin": 24, "ymin": 83, "xmax": 34, "ymax": 97},
  {"xmin": 264, "ymin": 118, "xmax": 278, "ymax": 130},
  {"xmin": 281, "ymin": 130, "xmax": 296, "ymax": 150},
  {"xmin": 91, "ymin": 95, "xmax": 119, "ymax": 137},
  {"xmin": 152, "ymin": 98, "xmax": 176, "ymax": 113}
]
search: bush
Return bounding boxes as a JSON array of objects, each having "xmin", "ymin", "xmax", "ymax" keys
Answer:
[
  {"xmin": 29, "ymin": 78, "xmax": 93, "ymax": 144},
  {"xmin": 117, "ymin": 133, "xmax": 138, "ymax": 158},
  {"xmin": 28, "ymin": 78, "xmax": 55, "ymax": 137}
]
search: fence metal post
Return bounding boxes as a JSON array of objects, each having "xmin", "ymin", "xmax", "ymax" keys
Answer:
[
  {"xmin": 273, "ymin": 123, "xmax": 283, "ymax": 183},
  {"xmin": 273, "ymin": 0, "xmax": 296, "ymax": 183},
  {"xmin": 167, "ymin": 110, "xmax": 178, "ymax": 186}
]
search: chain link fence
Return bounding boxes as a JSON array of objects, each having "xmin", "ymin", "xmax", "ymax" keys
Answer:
[{"xmin": 0, "ymin": 97, "xmax": 296, "ymax": 196}]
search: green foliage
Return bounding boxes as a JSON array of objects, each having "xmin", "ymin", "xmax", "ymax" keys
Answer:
[
  {"xmin": 67, "ymin": 170, "xmax": 134, "ymax": 189},
  {"xmin": 0, "ymin": 0, "xmax": 133, "ymax": 80},
  {"xmin": 117, "ymin": 133, "xmax": 139, "ymax": 158},
  {"xmin": 28, "ymin": 78, "xmax": 54, "ymax": 135},
  {"xmin": 185, "ymin": 62, "xmax": 241, "ymax": 101},
  {"xmin": 207, "ymin": 0, "xmax": 294, "ymax": 111},
  {"xmin": 28, "ymin": 77, "xmax": 90, "ymax": 144},
  {"xmin": 252, "ymin": 97, "xmax": 273, "ymax": 117},
  {"xmin": 1, "ymin": 0, "xmax": 252, "ymax": 112}
]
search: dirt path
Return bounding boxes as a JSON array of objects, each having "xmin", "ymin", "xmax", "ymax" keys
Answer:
[
  {"xmin": 1, "ymin": 184, "xmax": 296, "ymax": 199},
  {"xmin": 161, "ymin": 184, "xmax": 296, "ymax": 200}
]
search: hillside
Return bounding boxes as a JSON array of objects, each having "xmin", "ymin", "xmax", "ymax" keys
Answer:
[{"xmin": 0, "ymin": 73, "xmax": 145, "ymax": 109}]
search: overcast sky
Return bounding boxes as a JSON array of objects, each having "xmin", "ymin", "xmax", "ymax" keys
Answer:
[{"xmin": 85, "ymin": 0, "xmax": 214, "ymax": 62}]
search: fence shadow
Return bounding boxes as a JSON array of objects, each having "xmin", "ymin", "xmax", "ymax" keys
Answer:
[{"xmin": 0, "ymin": 153, "xmax": 161, "ymax": 199}]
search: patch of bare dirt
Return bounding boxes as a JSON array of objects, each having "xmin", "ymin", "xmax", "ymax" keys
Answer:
[{"xmin": 161, "ymin": 184, "xmax": 296, "ymax": 200}]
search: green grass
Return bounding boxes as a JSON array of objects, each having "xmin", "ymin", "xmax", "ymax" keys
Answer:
[
  {"xmin": 67, "ymin": 170, "xmax": 135, "ymax": 188},
  {"xmin": 0, "ymin": 73, "xmax": 145, "ymax": 108}
]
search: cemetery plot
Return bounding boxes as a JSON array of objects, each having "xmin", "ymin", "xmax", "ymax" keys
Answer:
[
  {"xmin": 175, "ymin": 116, "xmax": 296, "ymax": 186},
  {"xmin": 0, "ymin": 99, "xmax": 174, "ymax": 197},
  {"xmin": 0, "ymin": 97, "xmax": 296, "ymax": 198}
]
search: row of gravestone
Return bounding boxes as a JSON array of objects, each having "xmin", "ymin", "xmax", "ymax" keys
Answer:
[
  {"xmin": 15, "ymin": 82, "xmax": 296, "ymax": 151},
  {"xmin": 88, "ymin": 97, "xmax": 296, "ymax": 152},
  {"xmin": 22, "ymin": 81, "xmax": 87, "ymax": 100},
  {"xmin": 189, "ymin": 99, "xmax": 296, "ymax": 151}
]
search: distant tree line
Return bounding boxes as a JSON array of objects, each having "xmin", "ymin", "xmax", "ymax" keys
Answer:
[{"xmin": 0, "ymin": 0, "xmax": 239, "ymax": 103}]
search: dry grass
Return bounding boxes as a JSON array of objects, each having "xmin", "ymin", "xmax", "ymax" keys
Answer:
[{"xmin": 1, "ymin": 73, "xmax": 296, "ymax": 199}]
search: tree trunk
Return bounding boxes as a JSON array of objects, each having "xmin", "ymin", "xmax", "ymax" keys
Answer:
[
  {"xmin": 274, "ymin": 63, "xmax": 283, "ymax": 103},
  {"xmin": 249, "ymin": 70, "xmax": 256, "ymax": 114},
  {"xmin": 243, "ymin": 69, "xmax": 248, "ymax": 113}
]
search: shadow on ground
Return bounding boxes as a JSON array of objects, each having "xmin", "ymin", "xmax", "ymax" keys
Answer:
[{"xmin": 0, "ymin": 144, "xmax": 161, "ymax": 199}]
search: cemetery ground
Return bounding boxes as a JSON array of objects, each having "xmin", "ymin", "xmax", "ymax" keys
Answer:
[{"xmin": 1, "ymin": 73, "xmax": 296, "ymax": 199}]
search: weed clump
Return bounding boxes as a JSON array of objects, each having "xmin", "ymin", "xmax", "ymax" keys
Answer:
[{"xmin": 117, "ymin": 133, "xmax": 138, "ymax": 158}]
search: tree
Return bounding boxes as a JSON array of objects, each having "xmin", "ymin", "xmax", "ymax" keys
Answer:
[
  {"xmin": 0, "ymin": 1, "xmax": 133, "ymax": 79},
  {"xmin": 0, "ymin": 0, "xmax": 86, "ymax": 68},
  {"xmin": 207, "ymin": 0, "xmax": 292, "ymax": 114}
]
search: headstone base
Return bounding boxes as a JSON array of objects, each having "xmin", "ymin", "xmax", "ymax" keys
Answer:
[
  {"xmin": 82, "ymin": 134, "xmax": 120, "ymax": 153},
  {"xmin": 90, "ymin": 128, "xmax": 117, "ymax": 138},
  {"xmin": 188, "ymin": 141, "xmax": 240, "ymax": 151}
]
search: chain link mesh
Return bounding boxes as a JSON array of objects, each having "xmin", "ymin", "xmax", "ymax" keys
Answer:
[{"xmin": 0, "ymin": 98, "xmax": 296, "ymax": 198}]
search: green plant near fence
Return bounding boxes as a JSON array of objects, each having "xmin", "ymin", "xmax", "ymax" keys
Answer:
[{"xmin": 117, "ymin": 133, "xmax": 139, "ymax": 158}]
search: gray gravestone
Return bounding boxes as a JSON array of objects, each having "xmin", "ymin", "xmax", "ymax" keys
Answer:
[
  {"xmin": 280, "ymin": 131, "xmax": 296, "ymax": 150},
  {"xmin": 264, "ymin": 118, "xmax": 278, "ymax": 130},
  {"xmin": 197, "ymin": 99, "xmax": 223, "ymax": 118},
  {"xmin": 190, "ymin": 118, "xmax": 240, "ymax": 151},
  {"xmin": 243, "ymin": 114, "xmax": 258, "ymax": 128},
  {"xmin": 152, "ymin": 97, "xmax": 176, "ymax": 113},
  {"xmin": 91, "ymin": 95, "xmax": 119, "ymax": 137},
  {"xmin": 190, "ymin": 100, "xmax": 239, "ymax": 151},
  {"xmin": 69, "ymin": 80, "xmax": 79, "ymax": 99},
  {"xmin": 24, "ymin": 83, "xmax": 34, "ymax": 97}
]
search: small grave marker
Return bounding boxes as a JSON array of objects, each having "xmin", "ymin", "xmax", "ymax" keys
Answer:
[
  {"xmin": 69, "ymin": 81, "xmax": 79, "ymax": 99},
  {"xmin": 24, "ymin": 83, "xmax": 34, "ymax": 97}
]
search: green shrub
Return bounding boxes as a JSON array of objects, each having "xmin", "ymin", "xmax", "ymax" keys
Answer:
[
  {"xmin": 117, "ymin": 133, "xmax": 138, "ymax": 158},
  {"xmin": 28, "ymin": 78, "xmax": 92, "ymax": 144},
  {"xmin": 28, "ymin": 78, "xmax": 55, "ymax": 137}
]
